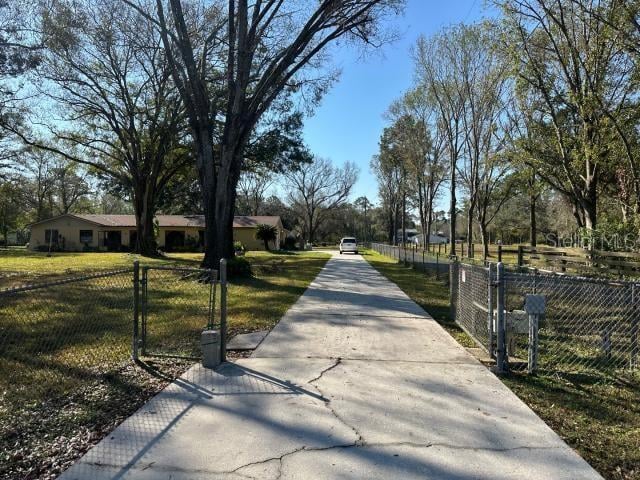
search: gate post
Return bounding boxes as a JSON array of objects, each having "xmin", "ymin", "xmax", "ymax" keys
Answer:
[
  {"xmin": 140, "ymin": 266, "xmax": 148, "ymax": 356},
  {"xmin": 487, "ymin": 263, "xmax": 495, "ymax": 358},
  {"xmin": 449, "ymin": 256, "xmax": 459, "ymax": 322},
  {"xmin": 220, "ymin": 258, "xmax": 228, "ymax": 363},
  {"xmin": 132, "ymin": 261, "xmax": 140, "ymax": 361},
  {"xmin": 496, "ymin": 262, "xmax": 508, "ymax": 374}
]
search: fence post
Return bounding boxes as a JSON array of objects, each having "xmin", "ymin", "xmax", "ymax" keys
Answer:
[
  {"xmin": 141, "ymin": 266, "xmax": 148, "ymax": 356},
  {"xmin": 528, "ymin": 312, "xmax": 539, "ymax": 374},
  {"xmin": 220, "ymin": 258, "xmax": 228, "ymax": 363},
  {"xmin": 496, "ymin": 262, "xmax": 507, "ymax": 373},
  {"xmin": 497, "ymin": 244, "xmax": 503, "ymax": 263},
  {"xmin": 436, "ymin": 252, "xmax": 440, "ymax": 280},
  {"xmin": 132, "ymin": 261, "xmax": 140, "ymax": 361},
  {"xmin": 517, "ymin": 245, "xmax": 524, "ymax": 269},
  {"xmin": 632, "ymin": 284, "xmax": 639, "ymax": 369},
  {"xmin": 449, "ymin": 256, "xmax": 459, "ymax": 322},
  {"xmin": 487, "ymin": 263, "xmax": 495, "ymax": 358}
]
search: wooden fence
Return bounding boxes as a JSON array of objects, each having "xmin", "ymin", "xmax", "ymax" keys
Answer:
[{"xmin": 419, "ymin": 242, "xmax": 640, "ymax": 277}]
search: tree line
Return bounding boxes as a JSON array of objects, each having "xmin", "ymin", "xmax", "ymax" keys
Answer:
[{"xmin": 372, "ymin": 0, "xmax": 640, "ymax": 257}]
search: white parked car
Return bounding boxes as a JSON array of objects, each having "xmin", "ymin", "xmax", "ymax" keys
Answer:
[{"xmin": 339, "ymin": 237, "xmax": 358, "ymax": 254}]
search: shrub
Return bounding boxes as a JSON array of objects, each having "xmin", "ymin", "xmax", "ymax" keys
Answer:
[
  {"xmin": 283, "ymin": 236, "xmax": 297, "ymax": 250},
  {"xmin": 226, "ymin": 256, "xmax": 252, "ymax": 277},
  {"xmin": 255, "ymin": 224, "xmax": 278, "ymax": 250}
]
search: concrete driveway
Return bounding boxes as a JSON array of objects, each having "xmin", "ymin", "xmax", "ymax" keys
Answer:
[{"xmin": 60, "ymin": 253, "xmax": 602, "ymax": 479}]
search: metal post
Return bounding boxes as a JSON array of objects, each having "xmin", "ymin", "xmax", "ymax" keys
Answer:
[
  {"xmin": 517, "ymin": 245, "xmax": 524, "ymax": 268},
  {"xmin": 141, "ymin": 266, "xmax": 148, "ymax": 356},
  {"xmin": 450, "ymin": 256, "xmax": 459, "ymax": 322},
  {"xmin": 220, "ymin": 258, "xmax": 228, "ymax": 363},
  {"xmin": 631, "ymin": 284, "xmax": 639, "ymax": 369},
  {"xmin": 497, "ymin": 244, "xmax": 503, "ymax": 263},
  {"xmin": 487, "ymin": 263, "xmax": 495, "ymax": 358},
  {"xmin": 436, "ymin": 252, "xmax": 440, "ymax": 279},
  {"xmin": 528, "ymin": 313, "xmax": 539, "ymax": 374},
  {"xmin": 132, "ymin": 261, "xmax": 140, "ymax": 361},
  {"xmin": 496, "ymin": 262, "xmax": 507, "ymax": 373}
]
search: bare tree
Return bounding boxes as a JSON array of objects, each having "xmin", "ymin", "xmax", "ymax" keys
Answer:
[
  {"xmin": 22, "ymin": 150, "xmax": 56, "ymax": 221},
  {"xmin": 413, "ymin": 28, "xmax": 467, "ymax": 255},
  {"xmin": 124, "ymin": 0, "xmax": 403, "ymax": 267},
  {"xmin": 388, "ymin": 88, "xmax": 448, "ymax": 249},
  {"xmin": 371, "ymin": 152, "xmax": 402, "ymax": 244},
  {"xmin": 236, "ymin": 168, "xmax": 274, "ymax": 216},
  {"xmin": 285, "ymin": 158, "xmax": 358, "ymax": 244},
  {"xmin": 51, "ymin": 160, "xmax": 92, "ymax": 215}
]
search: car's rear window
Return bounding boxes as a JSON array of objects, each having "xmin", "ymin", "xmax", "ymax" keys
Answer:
[{"xmin": 342, "ymin": 238, "xmax": 356, "ymax": 243}]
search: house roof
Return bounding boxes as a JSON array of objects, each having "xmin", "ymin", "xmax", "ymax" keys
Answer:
[{"xmin": 29, "ymin": 214, "xmax": 282, "ymax": 229}]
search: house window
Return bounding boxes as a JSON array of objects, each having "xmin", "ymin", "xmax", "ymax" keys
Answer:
[
  {"xmin": 79, "ymin": 230, "xmax": 93, "ymax": 244},
  {"xmin": 45, "ymin": 229, "xmax": 59, "ymax": 245}
]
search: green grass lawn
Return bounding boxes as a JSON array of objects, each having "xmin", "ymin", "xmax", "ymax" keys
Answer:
[
  {"xmin": 362, "ymin": 248, "xmax": 640, "ymax": 480},
  {"xmin": 0, "ymin": 249, "xmax": 330, "ymax": 480}
]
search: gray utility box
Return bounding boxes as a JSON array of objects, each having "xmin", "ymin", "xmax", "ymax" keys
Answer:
[
  {"xmin": 201, "ymin": 329, "xmax": 221, "ymax": 369},
  {"xmin": 525, "ymin": 294, "xmax": 546, "ymax": 315}
]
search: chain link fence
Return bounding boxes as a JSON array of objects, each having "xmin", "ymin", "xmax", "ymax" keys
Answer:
[
  {"xmin": 455, "ymin": 262, "xmax": 493, "ymax": 353},
  {"xmin": 0, "ymin": 269, "xmax": 135, "ymax": 408},
  {"xmin": 369, "ymin": 242, "xmax": 639, "ymax": 380},
  {"xmin": 371, "ymin": 243, "xmax": 449, "ymax": 281},
  {"xmin": 140, "ymin": 266, "xmax": 219, "ymax": 359},
  {"xmin": 504, "ymin": 269, "xmax": 639, "ymax": 376},
  {"xmin": 0, "ymin": 264, "xmax": 223, "ymax": 422}
]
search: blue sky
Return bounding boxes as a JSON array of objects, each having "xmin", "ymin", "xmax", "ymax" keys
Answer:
[{"xmin": 301, "ymin": 0, "xmax": 495, "ymax": 206}]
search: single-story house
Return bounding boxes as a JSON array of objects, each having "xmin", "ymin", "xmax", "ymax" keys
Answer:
[{"xmin": 28, "ymin": 214, "xmax": 285, "ymax": 252}]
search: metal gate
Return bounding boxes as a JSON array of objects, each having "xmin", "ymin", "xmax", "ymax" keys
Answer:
[{"xmin": 138, "ymin": 265, "xmax": 219, "ymax": 359}]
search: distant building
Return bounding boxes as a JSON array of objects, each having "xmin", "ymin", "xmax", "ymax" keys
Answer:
[
  {"xmin": 411, "ymin": 233, "xmax": 449, "ymax": 245},
  {"xmin": 28, "ymin": 214, "xmax": 284, "ymax": 252},
  {"xmin": 396, "ymin": 228, "xmax": 419, "ymax": 243}
]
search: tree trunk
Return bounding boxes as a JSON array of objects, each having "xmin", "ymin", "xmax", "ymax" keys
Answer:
[
  {"xmin": 529, "ymin": 193, "xmax": 537, "ymax": 247},
  {"xmin": 209, "ymin": 149, "xmax": 242, "ymax": 268},
  {"xmin": 196, "ymin": 128, "xmax": 219, "ymax": 269},
  {"xmin": 133, "ymin": 184, "xmax": 157, "ymax": 256},
  {"xmin": 393, "ymin": 201, "xmax": 399, "ymax": 245},
  {"xmin": 401, "ymin": 193, "xmax": 406, "ymax": 246},
  {"xmin": 466, "ymin": 205, "xmax": 474, "ymax": 258},
  {"xmin": 417, "ymin": 180, "xmax": 426, "ymax": 247},
  {"xmin": 584, "ymin": 203, "xmax": 597, "ymax": 231},
  {"xmin": 449, "ymin": 165, "xmax": 456, "ymax": 257},
  {"xmin": 480, "ymin": 222, "xmax": 489, "ymax": 260}
]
